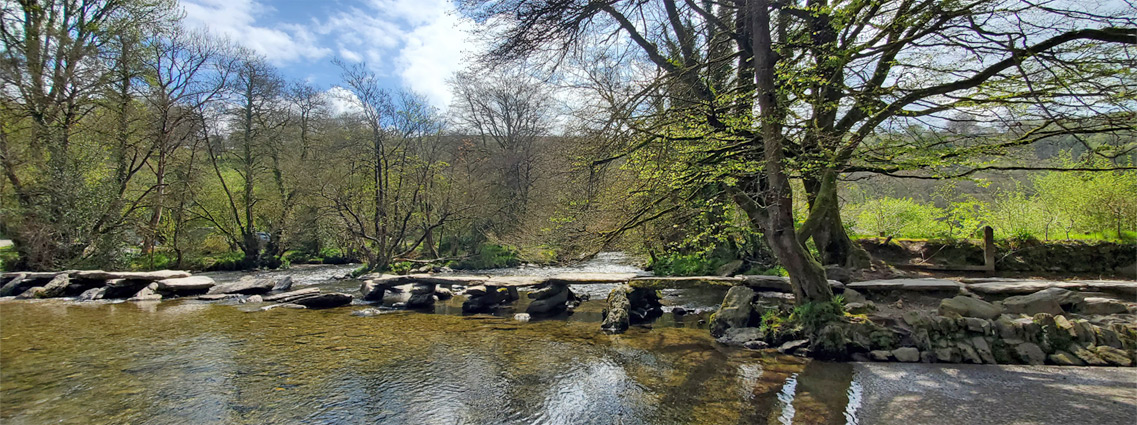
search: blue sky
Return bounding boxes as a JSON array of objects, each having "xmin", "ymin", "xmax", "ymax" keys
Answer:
[{"xmin": 179, "ymin": 0, "xmax": 481, "ymax": 110}]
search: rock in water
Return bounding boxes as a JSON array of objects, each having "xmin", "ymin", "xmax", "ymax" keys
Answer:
[
  {"xmin": 102, "ymin": 279, "xmax": 151, "ymax": 299},
  {"xmin": 778, "ymin": 339, "xmax": 810, "ymax": 354},
  {"xmin": 39, "ymin": 274, "xmax": 71, "ymax": 298},
  {"xmin": 206, "ymin": 276, "xmax": 275, "ymax": 295},
  {"xmin": 406, "ymin": 283, "xmax": 437, "ymax": 309},
  {"xmin": 938, "ymin": 296, "xmax": 1002, "ymax": 319},
  {"xmin": 15, "ymin": 286, "xmax": 47, "ymax": 299},
  {"xmin": 264, "ymin": 288, "xmax": 321, "ymax": 303},
  {"xmin": 261, "ymin": 303, "xmax": 307, "ymax": 311},
  {"xmin": 128, "ymin": 283, "xmax": 163, "ymax": 301},
  {"xmin": 155, "ymin": 276, "xmax": 216, "ymax": 295},
  {"xmin": 514, "ymin": 313, "xmax": 531, "ymax": 322},
  {"xmin": 292, "ymin": 292, "xmax": 353, "ymax": 309},
  {"xmin": 526, "ymin": 284, "xmax": 570, "ymax": 315},
  {"xmin": 710, "ymin": 286, "xmax": 756, "ymax": 337},
  {"xmin": 0, "ymin": 273, "xmax": 31, "ymax": 297},
  {"xmin": 717, "ymin": 328, "xmax": 766, "ymax": 347},
  {"xmin": 601, "ymin": 286, "xmax": 631, "ymax": 333},
  {"xmin": 240, "ymin": 295, "xmax": 264, "ymax": 304},
  {"xmin": 78, "ymin": 287, "xmax": 106, "ymax": 301},
  {"xmin": 272, "ymin": 276, "xmax": 293, "ymax": 292},
  {"xmin": 359, "ymin": 280, "xmax": 386, "ymax": 302},
  {"xmin": 434, "ymin": 287, "xmax": 453, "ymax": 300}
]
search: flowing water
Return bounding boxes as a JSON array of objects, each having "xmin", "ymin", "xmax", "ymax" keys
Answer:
[{"xmin": 0, "ymin": 255, "xmax": 866, "ymax": 424}]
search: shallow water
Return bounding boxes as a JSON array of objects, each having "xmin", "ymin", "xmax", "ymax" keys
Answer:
[{"xmin": 0, "ymin": 259, "xmax": 867, "ymax": 424}]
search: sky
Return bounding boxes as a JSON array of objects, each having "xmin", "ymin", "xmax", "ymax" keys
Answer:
[{"xmin": 179, "ymin": 0, "xmax": 482, "ymax": 110}]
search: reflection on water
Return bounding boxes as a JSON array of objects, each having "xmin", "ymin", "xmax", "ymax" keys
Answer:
[{"xmin": 1, "ymin": 261, "xmax": 864, "ymax": 424}]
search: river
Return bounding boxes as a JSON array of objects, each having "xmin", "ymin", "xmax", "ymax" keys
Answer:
[{"xmin": 1, "ymin": 256, "xmax": 1134, "ymax": 424}]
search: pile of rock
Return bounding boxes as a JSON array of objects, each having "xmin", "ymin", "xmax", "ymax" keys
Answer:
[
  {"xmin": 707, "ymin": 281, "xmax": 1136, "ymax": 366},
  {"xmin": 525, "ymin": 282, "xmax": 574, "ymax": 315},
  {"xmin": 601, "ymin": 285, "xmax": 664, "ymax": 333},
  {"xmin": 461, "ymin": 285, "xmax": 520, "ymax": 313},
  {"xmin": 1, "ymin": 270, "xmax": 214, "ymax": 301},
  {"xmin": 359, "ymin": 274, "xmax": 469, "ymax": 309}
]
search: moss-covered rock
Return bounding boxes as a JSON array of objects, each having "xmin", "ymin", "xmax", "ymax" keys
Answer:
[{"xmin": 710, "ymin": 286, "xmax": 756, "ymax": 337}]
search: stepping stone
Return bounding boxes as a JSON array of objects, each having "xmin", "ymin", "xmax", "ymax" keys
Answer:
[
  {"xmin": 847, "ymin": 278, "xmax": 961, "ymax": 292},
  {"xmin": 967, "ymin": 281, "xmax": 1087, "ymax": 295}
]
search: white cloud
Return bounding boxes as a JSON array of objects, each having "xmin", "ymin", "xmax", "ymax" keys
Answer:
[
  {"xmin": 180, "ymin": 0, "xmax": 485, "ymax": 109},
  {"xmin": 180, "ymin": 0, "xmax": 330, "ymax": 64},
  {"xmin": 325, "ymin": 86, "xmax": 365, "ymax": 116},
  {"xmin": 396, "ymin": 9, "xmax": 480, "ymax": 107}
]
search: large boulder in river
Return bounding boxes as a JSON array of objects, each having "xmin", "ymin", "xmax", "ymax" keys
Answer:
[
  {"xmin": 938, "ymin": 296, "xmax": 1002, "ymax": 319},
  {"xmin": 206, "ymin": 276, "xmax": 278, "ymax": 295},
  {"xmin": 155, "ymin": 276, "xmax": 216, "ymax": 295},
  {"xmin": 39, "ymin": 274, "xmax": 71, "ymax": 298},
  {"xmin": 710, "ymin": 286, "xmax": 756, "ymax": 337},
  {"xmin": 291, "ymin": 292, "xmax": 353, "ymax": 309},
  {"xmin": 526, "ymin": 283, "xmax": 571, "ymax": 315},
  {"xmin": 405, "ymin": 283, "xmax": 437, "ymax": 309},
  {"xmin": 359, "ymin": 279, "xmax": 386, "ymax": 302},
  {"xmin": 1004, "ymin": 288, "xmax": 1084, "ymax": 316},
  {"xmin": 601, "ymin": 286, "xmax": 631, "ymax": 333}
]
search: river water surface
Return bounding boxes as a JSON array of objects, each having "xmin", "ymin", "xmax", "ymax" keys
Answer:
[{"xmin": 3, "ymin": 257, "xmax": 1131, "ymax": 424}]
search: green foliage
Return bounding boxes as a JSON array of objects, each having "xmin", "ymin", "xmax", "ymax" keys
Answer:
[
  {"xmin": 847, "ymin": 197, "xmax": 947, "ymax": 238},
  {"xmin": 758, "ymin": 309, "xmax": 785, "ymax": 336},
  {"xmin": 452, "ymin": 243, "xmax": 521, "ymax": 270},
  {"xmin": 789, "ymin": 296, "xmax": 846, "ymax": 334},
  {"xmin": 847, "ymin": 165, "xmax": 1137, "ymax": 242},
  {"xmin": 196, "ymin": 252, "xmax": 247, "ymax": 272},
  {"xmin": 385, "ymin": 261, "xmax": 414, "ymax": 275},
  {"xmin": 648, "ymin": 253, "xmax": 725, "ymax": 276},
  {"xmin": 0, "ymin": 246, "xmax": 18, "ymax": 272}
]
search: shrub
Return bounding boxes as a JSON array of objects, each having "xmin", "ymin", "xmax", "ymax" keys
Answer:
[
  {"xmin": 452, "ymin": 243, "xmax": 521, "ymax": 270},
  {"xmin": 849, "ymin": 197, "xmax": 946, "ymax": 238}
]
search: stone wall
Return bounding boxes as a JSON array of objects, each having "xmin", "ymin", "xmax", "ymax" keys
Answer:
[{"xmin": 859, "ymin": 239, "xmax": 1136, "ymax": 275}]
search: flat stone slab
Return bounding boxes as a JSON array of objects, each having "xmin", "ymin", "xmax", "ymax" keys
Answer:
[
  {"xmin": 966, "ymin": 280, "xmax": 1088, "ymax": 295},
  {"xmin": 155, "ymin": 276, "xmax": 215, "ymax": 292},
  {"xmin": 1075, "ymin": 280, "xmax": 1137, "ymax": 297},
  {"xmin": 547, "ymin": 273, "xmax": 640, "ymax": 284},
  {"xmin": 629, "ymin": 276, "xmax": 744, "ymax": 289},
  {"xmin": 369, "ymin": 274, "xmax": 490, "ymax": 287},
  {"xmin": 263, "ymin": 287, "xmax": 321, "ymax": 303},
  {"xmin": 848, "ymin": 278, "xmax": 962, "ymax": 292},
  {"xmin": 2, "ymin": 272, "xmax": 61, "ymax": 280},
  {"xmin": 484, "ymin": 276, "xmax": 549, "ymax": 287},
  {"xmin": 74, "ymin": 270, "xmax": 191, "ymax": 281}
]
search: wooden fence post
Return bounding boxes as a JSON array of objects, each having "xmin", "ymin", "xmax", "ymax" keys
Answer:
[{"xmin": 983, "ymin": 226, "xmax": 995, "ymax": 273}]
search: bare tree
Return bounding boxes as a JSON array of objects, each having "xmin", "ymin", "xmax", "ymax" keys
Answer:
[{"xmin": 451, "ymin": 68, "xmax": 552, "ymax": 231}]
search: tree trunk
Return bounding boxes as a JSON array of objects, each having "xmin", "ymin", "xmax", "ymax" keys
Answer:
[
  {"xmin": 803, "ymin": 172, "xmax": 871, "ymax": 268},
  {"xmin": 748, "ymin": 0, "xmax": 833, "ymax": 305}
]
